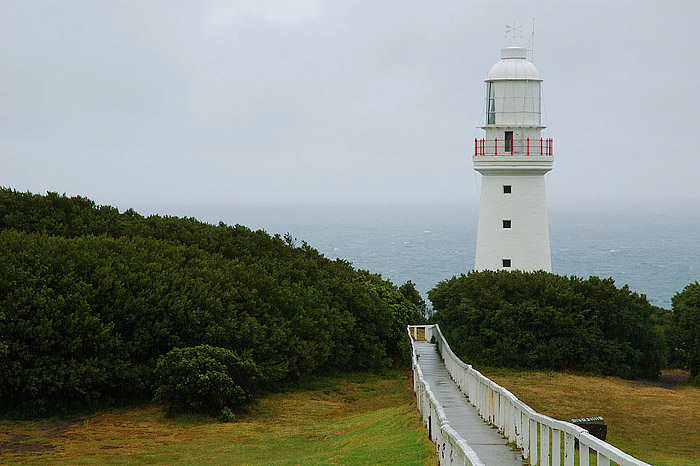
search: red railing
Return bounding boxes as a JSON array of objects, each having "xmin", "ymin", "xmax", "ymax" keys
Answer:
[{"xmin": 474, "ymin": 138, "xmax": 553, "ymax": 157}]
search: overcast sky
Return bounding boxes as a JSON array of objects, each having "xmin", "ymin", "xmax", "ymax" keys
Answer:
[{"xmin": 2, "ymin": 0, "xmax": 699, "ymax": 216}]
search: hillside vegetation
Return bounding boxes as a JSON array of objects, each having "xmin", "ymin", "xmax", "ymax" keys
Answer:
[
  {"xmin": 429, "ymin": 270, "xmax": 669, "ymax": 378},
  {"xmin": 0, "ymin": 189, "xmax": 424, "ymax": 417},
  {"xmin": 670, "ymin": 282, "xmax": 700, "ymax": 383}
]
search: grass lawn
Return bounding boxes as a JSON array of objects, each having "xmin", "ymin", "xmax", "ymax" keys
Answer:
[
  {"xmin": 482, "ymin": 367, "xmax": 700, "ymax": 466},
  {"xmin": 0, "ymin": 370, "xmax": 437, "ymax": 466}
]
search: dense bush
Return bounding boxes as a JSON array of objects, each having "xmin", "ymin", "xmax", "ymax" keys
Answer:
[
  {"xmin": 153, "ymin": 345, "xmax": 259, "ymax": 416},
  {"xmin": 399, "ymin": 280, "xmax": 428, "ymax": 318},
  {"xmin": 429, "ymin": 270, "xmax": 668, "ymax": 379},
  {"xmin": 0, "ymin": 189, "xmax": 424, "ymax": 417},
  {"xmin": 671, "ymin": 282, "xmax": 700, "ymax": 383}
]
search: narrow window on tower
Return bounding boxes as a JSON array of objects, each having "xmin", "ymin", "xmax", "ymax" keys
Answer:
[
  {"xmin": 502, "ymin": 259, "xmax": 511, "ymax": 268},
  {"xmin": 504, "ymin": 131, "xmax": 513, "ymax": 153},
  {"xmin": 503, "ymin": 185, "xmax": 512, "ymax": 194},
  {"xmin": 502, "ymin": 220, "xmax": 512, "ymax": 229},
  {"xmin": 487, "ymin": 82, "xmax": 495, "ymax": 124}
]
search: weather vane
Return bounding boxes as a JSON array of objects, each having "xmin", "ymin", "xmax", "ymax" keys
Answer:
[{"xmin": 505, "ymin": 21, "xmax": 523, "ymax": 43}]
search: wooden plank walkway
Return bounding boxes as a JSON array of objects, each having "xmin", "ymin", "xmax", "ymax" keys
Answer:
[{"xmin": 413, "ymin": 341, "xmax": 524, "ymax": 466}]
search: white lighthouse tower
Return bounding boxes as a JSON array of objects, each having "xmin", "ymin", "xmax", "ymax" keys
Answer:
[{"xmin": 473, "ymin": 46, "xmax": 553, "ymax": 272}]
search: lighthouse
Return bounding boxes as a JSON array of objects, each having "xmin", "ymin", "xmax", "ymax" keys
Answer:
[{"xmin": 473, "ymin": 46, "xmax": 553, "ymax": 272}]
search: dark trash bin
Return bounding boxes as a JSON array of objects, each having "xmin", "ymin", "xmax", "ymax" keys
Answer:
[{"xmin": 571, "ymin": 416, "xmax": 607, "ymax": 449}]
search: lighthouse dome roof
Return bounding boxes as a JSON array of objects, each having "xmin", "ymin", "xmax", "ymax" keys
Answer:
[{"xmin": 487, "ymin": 47, "xmax": 541, "ymax": 81}]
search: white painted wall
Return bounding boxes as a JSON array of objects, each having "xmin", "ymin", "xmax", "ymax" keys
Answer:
[{"xmin": 474, "ymin": 169, "xmax": 551, "ymax": 272}]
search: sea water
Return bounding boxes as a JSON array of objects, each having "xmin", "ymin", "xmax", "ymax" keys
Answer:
[{"xmin": 191, "ymin": 202, "xmax": 699, "ymax": 310}]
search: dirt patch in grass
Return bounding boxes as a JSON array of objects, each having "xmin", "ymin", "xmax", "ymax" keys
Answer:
[
  {"xmin": 658, "ymin": 369, "xmax": 691, "ymax": 386},
  {"xmin": 0, "ymin": 437, "xmax": 54, "ymax": 453},
  {"xmin": 0, "ymin": 419, "xmax": 81, "ymax": 453},
  {"xmin": 36, "ymin": 419, "xmax": 81, "ymax": 439}
]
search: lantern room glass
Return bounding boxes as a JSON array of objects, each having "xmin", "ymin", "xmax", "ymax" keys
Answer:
[{"xmin": 486, "ymin": 81, "xmax": 495, "ymax": 124}]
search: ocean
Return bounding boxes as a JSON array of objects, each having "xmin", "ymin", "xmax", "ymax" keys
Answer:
[{"xmin": 187, "ymin": 202, "xmax": 700, "ymax": 310}]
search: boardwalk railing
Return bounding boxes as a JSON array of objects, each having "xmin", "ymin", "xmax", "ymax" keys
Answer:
[
  {"xmin": 408, "ymin": 326, "xmax": 485, "ymax": 466},
  {"xmin": 408, "ymin": 324, "xmax": 652, "ymax": 466}
]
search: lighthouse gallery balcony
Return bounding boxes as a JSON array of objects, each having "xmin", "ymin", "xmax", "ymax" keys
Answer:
[
  {"xmin": 473, "ymin": 137, "xmax": 553, "ymax": 175},
  {"xmin": 474, "ymin": 137, "xmax": 553, "ymax": 157}
]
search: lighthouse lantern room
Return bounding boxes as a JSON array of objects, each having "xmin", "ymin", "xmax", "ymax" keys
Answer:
[{"xmin": 473, "ymin": 46, "xmax": 553, "ymax": 272}]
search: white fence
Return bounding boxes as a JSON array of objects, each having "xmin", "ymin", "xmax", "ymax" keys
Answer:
[
  {"xmin": 409, "ymin": 326, "xmax": 485, "ymax": 466},
  {"xmin": 408, "ymin": 324, "xmax": 652, "ymax": 466}
]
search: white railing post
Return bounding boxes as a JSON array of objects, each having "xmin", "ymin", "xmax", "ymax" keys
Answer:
[
  {"xmin": 493, "ymin": 390, "xmax": 499, "ymax": 427},
  {"xmin": 530, "ymin": 419, "xmax": 538, "ymax": 466},
  {"xmin": 522, "ymin": 412, "xmax": 530, "ymax": 460},
  {"xmin": 552, "ymin": 429, "xmax": 561, "ymax": 466},
  {"xmin": 580, "ymin": 443, "xmax": 589, "ymax": 466},
  {"xmin": 564, "ymin": 432, "xmax": 575, "ymax": 466},
  {"xmin": 509, "ymin": 403, "xmax": 517, "ymax": 443},
  {"xmin": 540, "ymin": 423, "xmax": 549, "ymax": 466}
]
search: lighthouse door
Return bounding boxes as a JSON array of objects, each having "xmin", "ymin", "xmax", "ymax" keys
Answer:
[{"xmin": 505, "ymin": 131, "xmax": 514, "ymax": 154}]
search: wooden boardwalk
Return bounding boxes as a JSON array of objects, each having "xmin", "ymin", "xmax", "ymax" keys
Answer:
[{"xmin": 413, "ymin": 341, "xmax": 524, "ymax": 466}]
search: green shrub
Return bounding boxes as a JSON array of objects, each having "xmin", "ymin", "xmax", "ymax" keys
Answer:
[
  {"xmin": 153, "ymin": 345, "xmax": 259, "ymax": 415},
  {"xmin": 0, "ymin": 231, "xmax": 128, "ymax": 417},
  {"xmin": 671, "ymin": 282, "xmax": 700, "ymax": 379},
  {"xmin": 399, "ymin": 280, "xmax": 428, "ymax": 320},
  {"xmin": 429, "ymin": 270, "xmax": 668, "ymax": 379},
  {"xmin": 219, "ymin": 406, "xmax": 236, "ymax": 422}
]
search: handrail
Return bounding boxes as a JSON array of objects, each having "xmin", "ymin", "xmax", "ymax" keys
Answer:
[
  {"xmin": 408, "ymin": 324, "xmax": 652, "ymax": 466},
  {"xmin": 474, "ymin": 137, "xmax": 553, "ymax": 157},
  {"xmin": 407, "ymin": 326, "xmax": 485, "ymax": 466}
]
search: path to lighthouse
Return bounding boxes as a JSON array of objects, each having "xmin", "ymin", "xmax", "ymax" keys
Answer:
[
  {"xmin": 413, "ymin": 341, "xmax": 523, "ymax": 465},
  {"xmin": 411, "ymin": 325, "xmax": 652, "ymax": 466}
]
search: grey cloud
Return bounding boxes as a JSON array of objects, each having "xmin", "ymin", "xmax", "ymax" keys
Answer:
[{"xmin": 1, "ymin": 0, "xmax": 699, "ymax": 210}]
